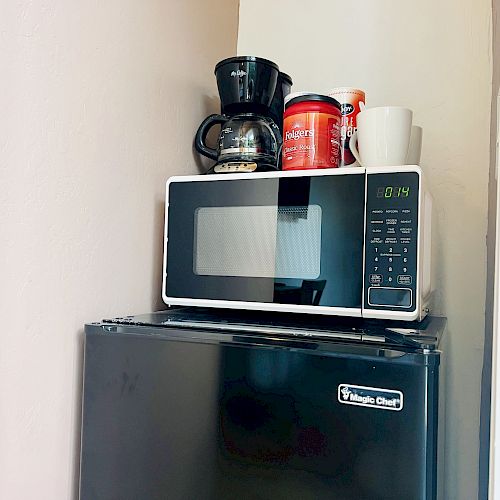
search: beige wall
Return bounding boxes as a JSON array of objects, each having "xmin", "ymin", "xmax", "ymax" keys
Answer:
[
  {"xmin": 0, "ymin": 1, "xmax": 238, "ymax": 498},
  {"xmin": 238, "ymin": 1, "xmax": 491, "ymax": 498}
]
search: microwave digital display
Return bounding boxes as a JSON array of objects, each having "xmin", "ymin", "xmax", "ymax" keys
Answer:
[{"xmin": 376, "ymin": 186, "xmax": 411, "ymax": 199}]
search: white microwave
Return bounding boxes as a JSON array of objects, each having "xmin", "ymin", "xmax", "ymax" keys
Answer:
[{"xmin": 162, "ymin": 166, "xmax": 433, "ymax": 321}]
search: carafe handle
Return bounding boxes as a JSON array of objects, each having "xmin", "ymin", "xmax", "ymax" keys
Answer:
[{"xmin": 194, "ymin": 114, "xmax": 227, "ymax": 161}]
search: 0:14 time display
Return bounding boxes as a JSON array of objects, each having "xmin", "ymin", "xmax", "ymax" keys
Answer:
[{"xmin": 376, "ymin": 186, "xmax": 410, "ymax": 198}]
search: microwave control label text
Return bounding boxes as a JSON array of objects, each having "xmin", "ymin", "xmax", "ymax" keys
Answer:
[{"xmin": 338, "ymin": 384, "xmax": 403, "ymax": 411}]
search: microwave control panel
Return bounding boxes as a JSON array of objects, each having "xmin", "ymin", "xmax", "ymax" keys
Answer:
[{"xmin": 363, "ymin": 172, "xmax": 419, "ymax": 312}]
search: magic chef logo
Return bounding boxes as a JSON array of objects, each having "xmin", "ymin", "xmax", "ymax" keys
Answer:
[{"xmin": 338, "ymin": 384, "xmax": 403, "ymax": 411}]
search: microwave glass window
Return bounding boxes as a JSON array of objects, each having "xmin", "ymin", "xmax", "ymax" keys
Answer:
[{"xmin": 193, "ymin": 205, "xmax": 322, "ymax": 279}]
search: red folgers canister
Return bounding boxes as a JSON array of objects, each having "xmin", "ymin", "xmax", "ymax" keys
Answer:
[{"xmin": 282, "ymin": 94, "xmax": 341, "ymax": 170}]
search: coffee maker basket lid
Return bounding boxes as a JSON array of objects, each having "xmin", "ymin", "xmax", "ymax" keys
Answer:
[{"xmin": 214, "ymin": 56, "xmax": 279, "ymax": 73}]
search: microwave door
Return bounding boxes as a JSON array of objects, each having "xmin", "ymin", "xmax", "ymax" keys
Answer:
[{"xmin": 163, "ymin": 171, "xmax": 366, "ymax": 316}]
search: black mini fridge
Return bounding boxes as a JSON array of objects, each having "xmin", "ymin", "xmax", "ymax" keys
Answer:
[{"xmin": 79, "ymin": 308, "xmax": 445, "ymax": 500}]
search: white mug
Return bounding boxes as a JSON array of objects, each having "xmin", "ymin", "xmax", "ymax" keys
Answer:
[
  {"xmin": 406, "ymin": 125, "xmax": 423, "ymax": 165},
  {"xmin": 349, "ymin": 106, "xmax": 413, "ymax": 167}
]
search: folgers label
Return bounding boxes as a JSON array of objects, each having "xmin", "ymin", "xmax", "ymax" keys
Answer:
[
  {"xmin": 328, "ymin": 88, "xmax": 365, "ymax": 167},
  {"xmin": 282, "ymin": 94, "xmax": 341, "ymax": 170}
]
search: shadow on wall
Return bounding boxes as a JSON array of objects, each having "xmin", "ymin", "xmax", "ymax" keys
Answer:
[
  {"xmin": 433, "ymin": 195, "xmax": 445, "ymax": 315},
  {"xmin": 72, "ymin": 329, "xmax": 85, "ymax": 499},
  {"xmin": 152, "ymin": 200, "xmax": 166, "ymax": 311},
  {"xmin": 152, "ymin": 93, "xmax": 222, "ymax": 309},
  {"xmin": 193, "ymin": 94, "xmax": 224, "ymax": 174}
]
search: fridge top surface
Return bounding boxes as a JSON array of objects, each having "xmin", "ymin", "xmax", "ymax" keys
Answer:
[{"xmin": 90, "ymin": 307, "xmax": 446, "ymax": 352}]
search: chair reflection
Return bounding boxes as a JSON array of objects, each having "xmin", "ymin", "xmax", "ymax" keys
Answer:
[{"xmin": 274, "ymin": 280, "xmax": 326, "ymax": 306}]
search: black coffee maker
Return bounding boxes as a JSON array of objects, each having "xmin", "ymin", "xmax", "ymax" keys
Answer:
[{"xmin": 195, "ymin": 56, "xmax": 292, "ymax": 173}]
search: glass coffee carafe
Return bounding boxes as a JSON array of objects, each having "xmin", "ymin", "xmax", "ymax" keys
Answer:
[{"xmin": 194, "ymin": 113, "xmax": 281, "ymax": 172}]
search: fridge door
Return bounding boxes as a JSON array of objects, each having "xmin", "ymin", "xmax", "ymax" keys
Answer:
[
  {"xmin": 80, "ymin": 325, "xmax": 440, "ymax": 500},
  {"xmin": 163, "ymin": 170, "xmax": 365, "ymax": 316}
]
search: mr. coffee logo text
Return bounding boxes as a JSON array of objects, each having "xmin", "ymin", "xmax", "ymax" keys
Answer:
[
  {"xmin": 338, "ymin": 384, "xmax": 403, "ymax": 411},
  {"xmin": 230, "ymin": 69, "xmax": 247, "ymax": 77}
]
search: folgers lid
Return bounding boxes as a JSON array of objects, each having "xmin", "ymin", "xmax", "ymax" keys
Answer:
[
  {"xmin": 285, "ymin": 93, "xmax": 341, "ymax": 110},
  {"xmin": 283, "ymin": 93, "xmax": 342, "ymax": 170},
  {"xmin": 284, "ymin": 91, "xmax": 315, "ymax": 105}
]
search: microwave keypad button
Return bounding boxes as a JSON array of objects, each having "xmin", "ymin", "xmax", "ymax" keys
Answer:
[
  {"xmin": 397, "ymin": 275, "xmax": 412, "ymax": 285},
  {"xmin": 370, "ymin": 274, "xmax": 383, "ymax": 284},
  {"xmin": 368, "ymin": 287, "xmax": 412, "ymax": 308}
]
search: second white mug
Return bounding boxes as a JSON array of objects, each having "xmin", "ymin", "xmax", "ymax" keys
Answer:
[
  {"xmin": 406, "ymin": 125, "xmax": 423, "ymax": 165},
  {"xmin": 349, "ymin": 106, "xmax": 413, "ymax": 167}
]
